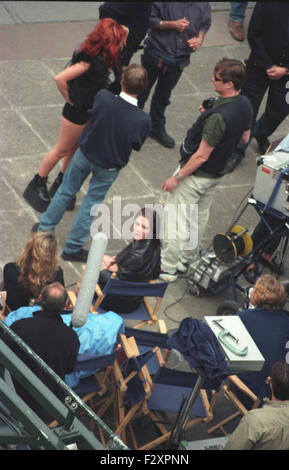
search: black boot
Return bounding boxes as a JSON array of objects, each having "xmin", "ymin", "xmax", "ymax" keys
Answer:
[
  {"xmin": 149, "ymin": 128, "xmax": 175, "ymax": 148},
  {"xmin": 23, "ymin": 173, "xmax": 50, "ymax": 213},
  {"xmin": 49, "ymin": 171, "xmax": 76, "ymax": 211}
]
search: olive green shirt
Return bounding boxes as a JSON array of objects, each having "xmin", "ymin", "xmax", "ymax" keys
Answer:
[
  {"xmin": 202, "ymin": 95, "xmax": 251, "ymax": 147},
  {"xmin": 224, "ymin": 399, "xmax": 289, "ymax": 450}
]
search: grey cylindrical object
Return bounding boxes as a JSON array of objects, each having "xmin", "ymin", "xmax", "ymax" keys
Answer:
[{"xmin": 71, "ymin": 232, "xmax": 108, "ymax": 327}]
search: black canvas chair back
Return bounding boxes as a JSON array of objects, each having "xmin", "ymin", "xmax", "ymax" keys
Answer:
[
  {"xmin": 102, "ymin": 278, "xmax": 168, "ymax": 297},
  {"xmin": 94, "ymin": 278, "xmax": 168, "ymax": 329}
]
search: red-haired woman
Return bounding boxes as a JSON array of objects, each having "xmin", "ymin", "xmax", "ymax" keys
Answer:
[{"xmin": 24, "ymin": 18, "xmax": 128, "ymax": 213}]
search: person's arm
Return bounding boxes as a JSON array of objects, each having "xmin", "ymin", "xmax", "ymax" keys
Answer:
[
  {"xmin": 248, "ymin": 4, "xmax": 288, "ymax": 79},
  {"xmin": 54, "ymin": 61, "xmax": 91, "ymax": 105},
  {"xmin": 240, "ymin": 129, "xmax": 251, "ymax": 144},
  {"xmin": 162, "ymin": 139, "xmax": 214, "ymax": 193},
  {"xmin": 266, "ymin": 65, "xmax": 289, "ymax": 81},
  {"xmin": 162, "ymin": 109, "xmax": 226, "ymax": 193},
  {"xmin": 155, "ymin": 18, "xmax": 189, "ymax": 32},
  {"xmin": 132, "ymin": 117, "xmax": 152, "ymax": 151},
  {"xmin": 66, "ymin": 335, "xmax": 81, "ymax": 374},
  {"xmin": 149, "ymin": 2, "xmax": 189, "ymax": 32},
  {"xmin": 100, "ymin": 255, "xmax": 118, "ymax": 272},
  {"xmin": 247, "ymin": 3, "xmax": 274, "ymax": 69},
  {"xmin": 187, "ymin": 31, "xmax": 205, "ymax": 51},
  {"xmin": 186, "ymin": 2, "xmax": 211, "ymax": 50}
]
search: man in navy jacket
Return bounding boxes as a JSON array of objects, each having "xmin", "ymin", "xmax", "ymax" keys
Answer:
[{"xmin": 34, "ymin": 64, "xmax": 151, "ymax": 262}]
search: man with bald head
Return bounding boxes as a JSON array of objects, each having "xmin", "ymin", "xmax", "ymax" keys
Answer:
[{"xmin": 6, "ymin": 282, "xmax": 80, "ymax": 422}]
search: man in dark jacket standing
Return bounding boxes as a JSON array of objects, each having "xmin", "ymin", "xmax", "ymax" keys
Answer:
[
  {"xmin": 6, "ymin": 282, "xmax": 80, "ymax": 422},
  {"xmin": 34, "ymin": 64, "xmax": 151, "ymax": 263},
  {"xmin": 227, "ymin": 2, "xmax": 289, "ymax": 171},
  {"xmin": 138, "ymin": 2, "xmax": 211, "ymax": 149}
]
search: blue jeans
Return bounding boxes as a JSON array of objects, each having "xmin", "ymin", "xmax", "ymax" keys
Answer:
[
  {"xmin": 39, "ymin": 148, "xmax": 119, "ymax": 253},
  {"xmin": 229, "ymin": 2, "xmax": 248, "ymax": 22}
]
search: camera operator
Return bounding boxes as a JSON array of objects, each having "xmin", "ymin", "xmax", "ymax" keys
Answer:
[{"xmin": 160, "ymin": 58, "xmax": 252, "ymax": 282}]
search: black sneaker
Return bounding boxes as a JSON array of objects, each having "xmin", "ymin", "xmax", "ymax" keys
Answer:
[
  {"xmin": 149, "ymin": 129, "xmax": 175, "ymax": 149},
  {"xmin": 23, "ymin": 174, "xmax": 50, "ymax": 213},
  {"xmin": 31, "ymin": 223, "xmax": 39, "ymax": 233},
  {"xmin": 61, "ymin": 248, "xmax": 88, "ymax": 262},
  {"xmin": 254, "ymin": 135, "xmax": 270, "ymax": 155},
  {"xmin": 31, "ymin": 223, "xmax": 49, "ymax": 233}
]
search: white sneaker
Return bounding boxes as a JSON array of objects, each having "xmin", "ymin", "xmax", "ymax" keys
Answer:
[
  {"xmin": 176, "ymin": 259, "xmax": 189, "ymax": 273},
  {"xmin": 159, "ymin": 271, "xmax": 178, "ymax": 283}
]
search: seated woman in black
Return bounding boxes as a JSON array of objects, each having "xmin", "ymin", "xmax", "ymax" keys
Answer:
[
  {"xmin": 97, "ymin": 207, "xmax": 161, "ymax": 313},
  {"xmin": 3, "ymin": 231, "xmax": 64, "ymax": 313}
]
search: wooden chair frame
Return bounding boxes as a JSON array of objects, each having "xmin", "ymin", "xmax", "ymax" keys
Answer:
[
  {"xmin": 111, "ymin": 334, "xmax": 218, "ymax": 450},
  {"xmin": 85, "ymin": 269, "xmax": 167, "ymax": 329},
  {"xmin": 208, "ymin": 374, "xmax": 261, "ymax": 435},
  {"xmin": 0, "ymin": 291, "xmax": 9, "ymax": 321}
]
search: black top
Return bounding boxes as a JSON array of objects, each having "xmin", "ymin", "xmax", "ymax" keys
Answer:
[
  {"xmin": 98, "ymin": 239, "xmax": 161, "ymax": 313},
  {"xmin": 247, "ymin": 2, "xmax": 289, "ymax": 69},
  {"xmin": 3, "ymin": 262, "xmax": 64, "ymax": 311},
  {"xmin": 181, "ymin": 95, "xmax": 252, "ymax": 175},
  {"xmin": 116, "ymin": 239, "xmax": 161, "ymax": 282},
  {"xmin": 99, "ymin": 2, "xmax": 152, "ymax": 51},
  {"xmin": 67, "ymin": 51, "xmax": 109, "ymax": 110},
  {"xmin": 6, "ymin": 310, "xmax": 80, "ymax": 422},
  {"xmin": 78, "ymin": 89, "xmax": 151, "ymax": 169}
]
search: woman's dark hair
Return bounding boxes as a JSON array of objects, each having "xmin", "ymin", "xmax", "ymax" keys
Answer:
[{"xmin": 135, "ymin": 207, "xmax": 161, "ymax": 247}]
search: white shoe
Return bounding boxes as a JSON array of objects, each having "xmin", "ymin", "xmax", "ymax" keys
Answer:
[
  {"xmin": 159, "ymin": 271, "xmax": 178, "ymax": 283},
  {"xmin": 176, "ymin": 259, "xmax": 189, "ymax": 273}
]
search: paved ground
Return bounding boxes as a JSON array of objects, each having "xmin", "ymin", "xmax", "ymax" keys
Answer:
[{"xmin": 0, "ymin": 2, "xmax": 288, "ymax": 449}]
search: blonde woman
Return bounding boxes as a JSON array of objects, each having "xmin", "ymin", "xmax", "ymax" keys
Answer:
[{"xmin": 3, "ymin": 232, "xmax": 64, "ymax": 312}]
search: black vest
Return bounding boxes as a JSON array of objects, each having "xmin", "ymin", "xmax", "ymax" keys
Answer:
[{"xmin": 180, "ymin": 95, "xmax": 251, "ymax": 176}]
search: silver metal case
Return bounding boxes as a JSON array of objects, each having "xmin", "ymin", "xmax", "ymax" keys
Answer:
[{"xmin": 253, "ymin": 151, "xmax": 289, "ymax": 216}]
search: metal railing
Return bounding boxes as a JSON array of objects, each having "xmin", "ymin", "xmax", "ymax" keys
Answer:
[{"xmin": 0, "ymin": 320, "xmax": 128, "ymax": 450}]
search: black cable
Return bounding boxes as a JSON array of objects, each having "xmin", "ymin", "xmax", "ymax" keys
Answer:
[
  {"xmin": 163, "ymin": 284, "xmax": 189, "ymax": 323},
  {"xmin": 225, "ymin": 186, "xmax": 253, "ymax": 235}
]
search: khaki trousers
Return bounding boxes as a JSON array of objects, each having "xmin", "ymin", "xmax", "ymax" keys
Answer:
[{"xmin": 161, "ymin": 169, "xmax": 223, "ymax": 273}]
